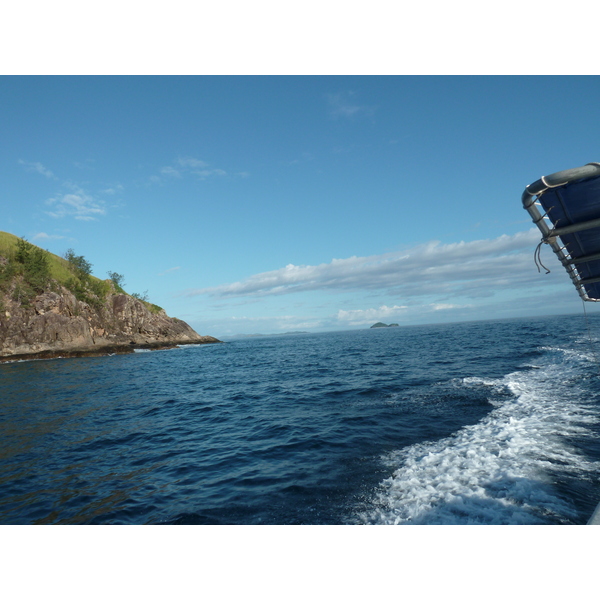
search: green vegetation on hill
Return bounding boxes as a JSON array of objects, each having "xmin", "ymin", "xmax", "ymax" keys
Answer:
[
  {"xmin": 1, "ymin": 232, "xmax": 71, "ymax": 286},
  {"xmin": 0, "ymin": 231, "xmax": 163, "ymax": 313},
  {"xmin": 1, "ymin": 233, "xmax": 54, "ymax": 309}
]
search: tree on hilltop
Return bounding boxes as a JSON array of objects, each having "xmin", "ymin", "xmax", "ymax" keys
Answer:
[
  {"xmin": 64, "ymin": 248, "xmax": 93, "ymax": 281},
  {"xmin": 107, "ymin": 271, "xmax": 126, "ymax": 293}
]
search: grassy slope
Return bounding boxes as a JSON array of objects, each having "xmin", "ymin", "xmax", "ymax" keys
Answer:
[
  {"xmin": 0, "ymin": 231, "xmax": 163, "ymax": 313},
  {"xmin": 0, "ymin": 231, "xmax": 96, "ymax": 286}
]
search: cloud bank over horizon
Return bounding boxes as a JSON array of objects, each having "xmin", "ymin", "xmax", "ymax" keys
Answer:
[{"xmin": 185, "ymin": 229, "xmax": 549, "ymax": 302}]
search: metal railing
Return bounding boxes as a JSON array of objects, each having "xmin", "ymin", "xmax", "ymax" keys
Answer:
[{"xmin": 522, "ymin": 163, "xmax": 600, "ymax": 302}]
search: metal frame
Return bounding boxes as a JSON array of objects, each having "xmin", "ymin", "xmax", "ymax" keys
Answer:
[{"xmin": 522, "ymin": 162, "xmax": 600, "ymax": 302}]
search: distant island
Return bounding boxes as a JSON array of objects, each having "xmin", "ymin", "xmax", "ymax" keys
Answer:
[
  {"xmin": 370, "ymin": 322, "xmax": 399, "ymax": 328},
  {"xmin": 0, "ymin": 232, "xmax": 220, "ymax": 361}
]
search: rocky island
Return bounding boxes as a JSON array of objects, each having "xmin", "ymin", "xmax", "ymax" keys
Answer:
[
  {"xmin": 370, "ymin": 322, "xmax": 399, "ymax": 328},
  {"xmin": 0, "ymin": 232, "xmax": 220, "ymax": 361}
]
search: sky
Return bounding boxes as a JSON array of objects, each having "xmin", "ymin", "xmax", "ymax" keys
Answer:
[{"xmin": 3, "ymin": 75, "xmax": 600, "ymax": 337}]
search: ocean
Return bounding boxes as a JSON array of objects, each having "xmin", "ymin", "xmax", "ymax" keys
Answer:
[{"xmin": 1, "ymin": 313, "xmax": 600, "ymax": 525}]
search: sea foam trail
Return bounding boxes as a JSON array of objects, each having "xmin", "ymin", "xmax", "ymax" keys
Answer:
[{"xmin": 360, "ymin": 345, "xmax": 600, "ymax": 525}]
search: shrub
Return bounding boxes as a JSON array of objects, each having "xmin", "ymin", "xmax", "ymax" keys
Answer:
[
  {"xmin": 61, "ymin": 249, "xmax": 111, "ymax": 308},
  {"xmin": 26, "ymin": 246, "xmax": 51, "ymax": 292},
  {"xmin": 131, "ymin": 290, "xmax": 149, "ymax": 302},
  {"xmin": 87, "ymin": 278, "xmax": 111, "ymax": 308},
  {"xmin": 89, "ymin": 278, "xmax": 111, "ymax": 299},
  {"xmin": 64, "ymin": 249, "xmax": 92, "ymax": 282},
  {"xmin": 0, "ymin": 259, "xmax": 16, "ymax": 292},
  {"xmin": 65, "ymin": 277, "xmax": 88, "ymax": 303},
  {"xmin": 12, "ymin": 280, "xmax": 35, "ymax": 307},
  {"xmin": 14, "ymin": 238, "xmax": 51, "ymax": 293},
  {"xmin": 107, "ymin": 271, "xmax": 126, "ymax": 294},
  {"xmin": 15, "ymin": 237, "xmax": 31, "ymax": 264}
]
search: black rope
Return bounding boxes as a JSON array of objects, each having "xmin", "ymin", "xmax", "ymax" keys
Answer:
[
  {"xmin": 534, "ymin": 240, "xmax": 551, "ymax": 274},
  {"xmin": 532, "ymin": 202, "xmax": 553, "ymax": 274}
]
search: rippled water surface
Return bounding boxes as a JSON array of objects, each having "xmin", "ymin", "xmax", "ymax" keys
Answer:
[{"xmin": 2, "ymin": 315, "xmax": 600, "ymax": 524}]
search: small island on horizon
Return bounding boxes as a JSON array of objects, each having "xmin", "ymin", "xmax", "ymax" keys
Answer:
[{"xmin": 370, "ymin": 322, "xmax": 399, "ymax": 328}]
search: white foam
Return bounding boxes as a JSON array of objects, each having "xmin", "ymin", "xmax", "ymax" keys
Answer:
[
  {"xmin": 360, "ymin": 346, "xmax": 600, "ymax": 524},
  {"xmin": 539, "ymin": 345, "xmax": 597, "ymax": 363}
]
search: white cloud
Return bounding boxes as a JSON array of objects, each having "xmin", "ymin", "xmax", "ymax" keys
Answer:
[
  {"xmin": 32, "ymin": 232, "xmax": 65, "ymax": 241},
  {"xmin": 192, "ymin": 313, "xmax": 328, "ymax": 337},
  {"xmin": 155, "ymin": 157, "xmax": 227, "ymax": 182},
  {"xmin": 73, "ymin": 159, "xmax": 95, "ymax": 170},
  {"xmin": 337, "ymin": 305, "xmax": 408, "ymax": 326},
  {"xmin": 288, "ymin": 152, "xmax": 314, "ymax": 166},
  {"xmin": 20, "ymin": 161, "xmax": 110, "ymax": 220},
  {"xmin": 194, "ymin": 168, "xmax": 226, "ymax": 179},
  {"xmin": 19, "ymin": 159, "xmax": 56, "ymax": 179},
  {"xmin": 160, "ymin": 166, "xmax": 182, "ymax": 178},
  {"xmin": 102, "ymin": 184, "xmax": 124, "ymax": 194},
  {"xmin": 432, "ymin": 303, "xmax": 462, "ymax": 310},
  {"xmin": 45, "ymin": 185, "xmax": 106, "ymax": 221},
  {"xmin": 158, "ymin": 266, "xmax": 181, "ymax": 276},
  {"xmin": 177, "ymin": 157, "xmax": 209, "ymax": 169},
  {"xmin": 326, "ymin": 91, "xmax": 375, "ymax": 119},
  {"xmin": 335, "ymin": 302, "xmax": 474, "ymax": 326},
  {"xmin": 185, "ymin": 229, "xmax": 551, "ymax": 301}
]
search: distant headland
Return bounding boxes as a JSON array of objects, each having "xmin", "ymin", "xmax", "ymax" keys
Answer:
[
  {"xmin": 224, "ymin": 331, "xmax": 308, "ymax": 340},
  {"xmin": 0, "ymin": 232, "xmax": 221, "ymax": 361},
  {"xmin": 370, "ymin": 322, "xmax": 399, "ymax": 328}
]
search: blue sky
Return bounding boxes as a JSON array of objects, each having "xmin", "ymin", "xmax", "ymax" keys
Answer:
[{"xmin": 3, "ymin": 75, "xmax": 600, "ymax": 337}]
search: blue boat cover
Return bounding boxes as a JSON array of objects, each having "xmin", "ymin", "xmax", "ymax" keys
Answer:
[{"xmin": 538, "ymin": 174, "xmax": 600, "ymax": 299}]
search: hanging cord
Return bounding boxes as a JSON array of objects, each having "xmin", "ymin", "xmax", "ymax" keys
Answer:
[
  {"xmin": 534, "ymin": 240, "xmax": 551, "ymax": 274},
  {"xmin": 581, "ymin": 298, "xmax": 600, "ymax": 376},
  {"xmin": 533, "ymin": 203, "xmax": 554, "ymax": 274}
]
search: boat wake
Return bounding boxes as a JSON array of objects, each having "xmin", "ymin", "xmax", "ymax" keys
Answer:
[{"xmin": 358, "ymin": 344, "xmax": 600, "ymax": 524}]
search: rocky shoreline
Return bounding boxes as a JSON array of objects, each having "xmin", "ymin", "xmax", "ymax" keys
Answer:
[
  {"xmin": 0, "ymin": 285, "xmax": 221, "ymax": 362},
  {"xmin": 0, "ymin": 339, "xmax": 221, "ymax": 363}
]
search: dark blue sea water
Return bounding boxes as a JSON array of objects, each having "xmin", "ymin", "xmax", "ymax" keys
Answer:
[{"xmin": 1, "ymin": 314, "xmax": 600, "ymax": 525}]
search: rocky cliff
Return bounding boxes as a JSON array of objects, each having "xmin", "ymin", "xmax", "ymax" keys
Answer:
[
  {"xmin": 0, "ymin": 232, "xmax": 220, "ymax": 361},
  {"xmin": 0, "ymin": 284, "xmax": 220, "ymax": 361}
]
